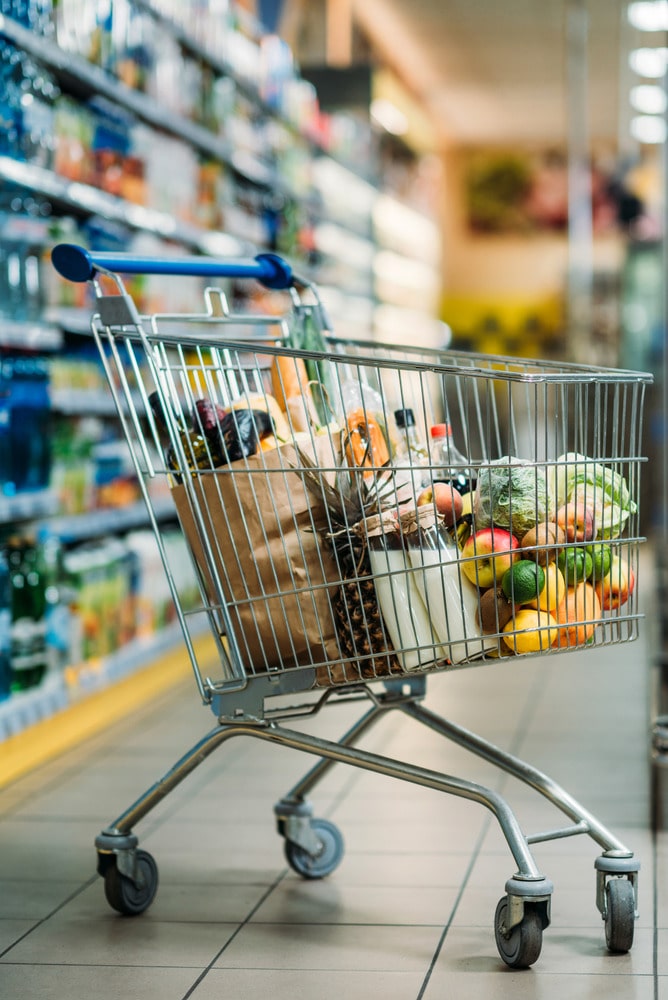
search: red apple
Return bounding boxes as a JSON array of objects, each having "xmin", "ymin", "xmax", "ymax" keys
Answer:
[
  {"xmin": 461, "ymin": 527, "xmax": 520, "ymax": 589},
  {"xmin": 417, "ymin": 481, "xmax": 463, "ymax": 527},
  {"xmin": 595, "ymin": 552, "xmax": 635, "ymax": 610},
  {"xmin": 555, "ymin": 501, "xmax": 595, "ymax": 542}
]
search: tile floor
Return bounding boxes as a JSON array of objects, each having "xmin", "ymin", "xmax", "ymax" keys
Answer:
[{"xmin": 0, "ymin": 544, "xmax": 665, "ymax": 999}]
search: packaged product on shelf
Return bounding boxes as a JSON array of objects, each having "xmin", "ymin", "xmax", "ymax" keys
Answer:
[
  {"xmin": 38, "ymin": 528, "xmax": 72, "ymax": 675},
  {"xmin": 0, "ymin": 40, "xmax": 58, "ymax": 167},
  {"xmin": 0, "ymin": 202, "xmax": 51, "ymax": 323},
  {"xmin": 2, "ymin": 355, "xmax": 52, "ymax": 495},
  {"xmin": 88, "ymin": 96, "xmax": 136, "ymax": 198},
  {"xmin": 63, "ymin": 537, "xmax": 136, "ymax": 665},
  {"xmin": 52, "ymin": 98, "xmax": 96, "ymax": 184},
  {"xmin": 50, "ymin": 417, "xmax": 97, "ymax": 515},
  {"xmin": 0, "ymin": 547, "xmax": 11, "ymax": 700},
  {"xmin": 93, "ymin": 437, "xmax": 140, "ymax": 509},
  {"xmin": 7, "ymin": 535, "xmax": 47, "ymax": 692}
]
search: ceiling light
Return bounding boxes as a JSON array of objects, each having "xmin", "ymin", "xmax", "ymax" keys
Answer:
[
  {"xmin": 628, "ymin": 1, "xmax": 668, "ymax": 31},
  {"xmin": 629, "ymin": 47, "xmax": 668, "ymax": 76},
  {"xmin": 630, "ymin": 83, "xmax": 668, "ymax": 112},
  {"xmin": 630, "ymin": 114, "xmax": 667, "ymax": 142},
  {"xmin": 370, "ymin": 98, "xmax": 409, "ymax": 136}
]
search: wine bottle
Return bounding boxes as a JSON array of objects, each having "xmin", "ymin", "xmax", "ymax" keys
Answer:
[{"xmin": 148, "ymin": 391, "xmax": 222, "ymax": 479}]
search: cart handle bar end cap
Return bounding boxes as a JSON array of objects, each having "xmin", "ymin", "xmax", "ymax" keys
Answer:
[{"xmin": 50, "ymin": 244, "xmax": 293, "ymax": 290}]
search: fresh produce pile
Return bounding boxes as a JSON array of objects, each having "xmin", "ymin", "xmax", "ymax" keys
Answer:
[{"xmin": 447, "ymin": 453, "xmax": 637, "ymax": 655}]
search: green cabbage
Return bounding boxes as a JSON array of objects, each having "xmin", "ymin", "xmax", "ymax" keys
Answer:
[
  {"xmin": 552, "ymin": 452, "xmax": 636, "ymax": 539},
  {"xmin": 474, "ymin": 457, "xmax": 552, "ymax": 537}
]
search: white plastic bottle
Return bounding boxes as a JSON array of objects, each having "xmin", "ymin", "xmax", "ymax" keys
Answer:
[
  {"xmin": 367, "ymin": 532, "xmax": 441, "ymax": 671},
  {"xmin": 406, "ymin": 523, "xmax": 496, "ymax": 664}
]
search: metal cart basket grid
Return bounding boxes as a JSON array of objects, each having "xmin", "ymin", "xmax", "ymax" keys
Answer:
[{"xmin": 52, "ymin": 243, "xmax": 652, "ymax": 969}]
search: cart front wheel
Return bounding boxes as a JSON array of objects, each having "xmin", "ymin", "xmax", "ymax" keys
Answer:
[
  {"xmin": 494, "ymin": 897, "xmax": 543, "ymax": 969},
  {"xmin": 103, "ymin": 849, "xmax": 158, "ymax": 916},
  {"xmin": 284, "ymin": 818, "xmax": 344, "ymax": 879},
  {"xmin": 604, "ymin": 877, "xmax": 635, "ymax": 953}
]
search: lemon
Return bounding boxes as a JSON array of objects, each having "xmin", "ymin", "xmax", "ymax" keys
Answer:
[
  {"xmin": 528, "ymin": 562, "xmax": 566, "ymax": 612},
  {"xmin": 503, "ymin": 609, "xmax": 558, "ymax": 654},
  {"xmin": 501, "ymin": 559, "xmax": 545, "ymax": 605}
]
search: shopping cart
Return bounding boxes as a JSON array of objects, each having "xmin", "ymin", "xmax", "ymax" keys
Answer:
[{"xmin": 52, "ymin": 243, "xmax": 652, "ymax": 969}]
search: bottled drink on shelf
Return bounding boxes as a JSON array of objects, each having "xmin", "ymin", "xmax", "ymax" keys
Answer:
[
  {"xmin": 38, "ymin": 528, "xmax": 71, "ymax": 674},
  {"xmin": 0, "ymin": 545, "xmax": 10, "ymax": 700},
  {"xmin": 7, "ymin": 535, "xmax": 47, "ymax": 692},
  {"xmin": 393, "ymin": 408, "xmax": 430, "ymax": 491},
  {"xmin": 429, "ymin": 423, "xmax": 473, "ymax": 495}
]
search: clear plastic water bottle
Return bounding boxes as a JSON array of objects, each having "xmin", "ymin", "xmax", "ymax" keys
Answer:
[
  {"xmin": 394, "ymin": 408, "xmax": 430, "ymax": 491},
  {"xmin": 429, "ymin": 423, "xmax": 473, "ymax": 495}
]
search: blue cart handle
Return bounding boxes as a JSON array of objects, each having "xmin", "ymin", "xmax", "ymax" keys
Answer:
[{"xmin": 51, "ymin": 243, "xmax": 294, "ymax": 290}]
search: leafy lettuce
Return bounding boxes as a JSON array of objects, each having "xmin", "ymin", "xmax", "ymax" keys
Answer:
[{"xmin": 552, "ymin": 452, "xmax": 636, "ymax": 539}]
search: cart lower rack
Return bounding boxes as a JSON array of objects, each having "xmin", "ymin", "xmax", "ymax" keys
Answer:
[{"xmin": 52, "ymin": 243, "xmax": 652, "ymax": 969}]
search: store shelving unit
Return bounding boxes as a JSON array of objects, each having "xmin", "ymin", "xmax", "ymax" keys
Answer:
[{"xmin": 0, "ymin": 1, "xmax": 443, "ymax": 740}]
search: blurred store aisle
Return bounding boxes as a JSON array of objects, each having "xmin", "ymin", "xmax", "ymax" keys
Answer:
[{"xmin": 0, "ymin": 544, "xmax": 664, "ymax": 1000}]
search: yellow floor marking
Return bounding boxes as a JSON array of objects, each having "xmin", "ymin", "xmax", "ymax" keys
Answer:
[{"xmin": 0, "ymin": 634, "xmax": 218, "ymax": 790}]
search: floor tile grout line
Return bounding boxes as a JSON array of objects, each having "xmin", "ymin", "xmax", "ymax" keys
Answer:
[
  {"xmin": 416, "ymin": 813, "xmax": 494, "ymax": 999},
  {"xmin": 179, "ymin": 866, "xmax": 292, "ymax": 1000},
  {"xmin": 0, "ymin": 875, "xmax": 98, "ymax": 960}
]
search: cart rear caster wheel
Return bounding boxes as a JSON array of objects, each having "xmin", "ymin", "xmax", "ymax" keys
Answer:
[
  {"xmin": 103, "ymin": 849, "xmax": 159, "ymax": 916},
  {"xmin": 284, "ymin": 818, "xmax": 344, "ymax": 879},
  {"xmin": 604, "ymin": 877, "xmax": 635, "ymax": 953},
  {"xmin": 494, "ymin": 897, "xmax": 543, "ymax": 969}
]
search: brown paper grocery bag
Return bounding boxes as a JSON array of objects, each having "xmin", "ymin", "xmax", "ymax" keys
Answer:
[{"xmin": 171, "ymin": 436, "xmax": 342, "ymax": 675}]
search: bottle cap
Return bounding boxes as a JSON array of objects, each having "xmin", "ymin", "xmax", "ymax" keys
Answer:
[
  {"xmin": 394, "ymin": 408, "xmax": 416, "ymax": 428},
  {"xmin": 430, "ymin": 423, "xmax": 452, "ymax": 438}
]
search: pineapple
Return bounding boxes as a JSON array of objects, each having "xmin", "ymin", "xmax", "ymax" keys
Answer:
[{"xmin": 296, "ymin": 438, "xmax": 407, "ymax": 685}]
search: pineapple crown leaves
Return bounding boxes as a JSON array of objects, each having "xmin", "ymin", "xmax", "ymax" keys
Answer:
[{"xmin": 292, "ymin": 436, "xmax": 408, "ymax": 540}]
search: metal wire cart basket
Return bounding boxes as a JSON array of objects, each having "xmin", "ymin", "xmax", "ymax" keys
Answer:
[{"xmin": 52, "ymin": 243, "xmax": 653, "ymax": 969}]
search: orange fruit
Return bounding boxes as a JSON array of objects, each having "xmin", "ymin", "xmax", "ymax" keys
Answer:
[{"xmin": 553, "ymin": 582, "xmax": 601, "ymax": 648}]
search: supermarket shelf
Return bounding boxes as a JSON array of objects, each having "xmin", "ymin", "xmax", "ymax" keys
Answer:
[
  {"xmin": 45, "ymin": 496, "xmax": 176, "ymax": 545},
  {"xmin": 0, "ymin": 157, "xmax": 248, "ymax": 258},
  {"xmin": 0, "ymin": 618, "xmax": 206, "ymax": 745},
  {"xmin": 0, "ymin": 489, "xmax": 60, "ymax": 526},
  {"xmin": 0, "ymin": 490, "xmax": 174, "ymax": 539},
  {"xmin": 0, "ymin": 317, "xmax": 63, "ymax": 352},
  {"xmin": 0, "ymin": 13, "xmax": 372, "ymax": 223},
  {"xmin": 133, "ymin": 0, "xmax": 373, "ymax": 185},
  {"xmin": 0, "ymin": 15, "xmax": 272, "ymax": 190},
  {"xmin": 49, "ymin": 386, "xmax": 140, "ymax": 416},
  {"xmin": 43, "ymin": 306, "xmax": 93, "ymax": 337}
]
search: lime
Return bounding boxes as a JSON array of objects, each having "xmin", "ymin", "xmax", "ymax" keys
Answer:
[
  {"xmin": 502, "ymin": 559, "xmax": 545, "ymax": 604},
  {"xmin": 585, "ymin": 544, "xmax": 612, "ymax": 581},
  {"xmin": 557, "ymin": 547, "xmax": 593, "ymax": 585}
]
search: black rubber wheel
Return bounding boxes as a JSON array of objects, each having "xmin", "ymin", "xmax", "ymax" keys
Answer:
[
  {"xmin": 604, "ymin": 877, "xmax": 635, "ymax": 953},
  {"xmin": 284, "ymin": 818, "xmax": 344, "ymax": 879},
  {"xmin": 494, "ymin": 897, "xmax": 543, "ymax": 969},
  {"xmin": 103, "ymin": 849, "xmax": 159, "ymax": 916}
]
